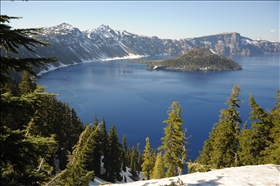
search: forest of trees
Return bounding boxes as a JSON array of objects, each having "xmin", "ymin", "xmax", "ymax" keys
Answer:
[
  {"xmin": 1, "ymin": 15, "xmax": 279, "ymax": 186},
  {"xmin": 0, "ymin": 15, "xmax": 143, "ymax": 185},
  {"xmin": 188, "ymin": 85, "xmax": 280, "ymax": 173}
]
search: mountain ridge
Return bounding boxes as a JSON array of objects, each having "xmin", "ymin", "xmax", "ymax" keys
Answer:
[{"xmin": 14, "ymin": 23, "xmax": 280, "ymax": 74}]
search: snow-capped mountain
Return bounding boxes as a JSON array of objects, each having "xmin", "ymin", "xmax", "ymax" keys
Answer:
[{"xmin": 18, "ymin": 23, "xmax": 280, "ymax": 73}]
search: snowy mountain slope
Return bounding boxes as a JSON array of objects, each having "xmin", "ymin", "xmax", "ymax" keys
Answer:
[
  {"xmin": 96, "ymin": 164, "xmax": 280, "ymax": 186},
  {"xmin": 17, "ymin": 23, "xmax": 280, "ymax": 74}
]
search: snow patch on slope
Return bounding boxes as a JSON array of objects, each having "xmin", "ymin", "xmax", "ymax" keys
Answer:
[
  {"xmin": 37, "ymin": 53, "xmax": 149, "ymax": 76},
  {"xmin": 102, "ymin": 164, "xmax": 280, "ymax": 186},
  {"xmin": 210, "ymin": 48, "xmax": 218, "ymax": 55}
]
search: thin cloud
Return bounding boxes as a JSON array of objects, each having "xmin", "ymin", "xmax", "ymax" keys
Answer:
[{"xmin": 270, "ymin": 29, "xmax": 276, "ymax": 33}]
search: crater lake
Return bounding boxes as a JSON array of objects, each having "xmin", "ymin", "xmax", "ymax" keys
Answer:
[{"xmin": 37, "ymin": 54, "xmax": 279, "ymax": 161}]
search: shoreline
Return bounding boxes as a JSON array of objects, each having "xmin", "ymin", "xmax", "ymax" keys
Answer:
[{"xmin": 37, "ymin": 53, "xmax": 150, "ymax": 76}]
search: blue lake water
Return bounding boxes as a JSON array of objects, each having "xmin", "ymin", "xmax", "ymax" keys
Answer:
[{"xmin": 37, "ymin": 54, "xmax": 279, "ymax": 161}]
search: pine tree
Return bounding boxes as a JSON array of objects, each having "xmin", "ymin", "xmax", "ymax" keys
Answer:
[
  {"xmin": 210, "ymin": 85, "xmax": 242, "ymax": 168},
  {"xmin": 263, "ymin": 90, "xmax": 280, "ymax": 164},
  {"xmin": 54, "ymin": 125, "xmax": 94, "ymax": 186},
  {"xmin": 196, "ymin": 85, "xmax": 242, "ymax": 170},
  {"xmin": 238, "ymin": 94, "xmax": 273, "ymax": 165},
  {"xmin": 1, "ymin": 89, "xmax": 58, "ymax": 185},
  {"xmin": 93, "ymin": 114, "xmax": 99, "ymax": 128},
  {"xmin": 237, "ymin": 122, "xmax": 255, "ymax": 165},
  {"xmin": 158, "ymin": 101, "xmax": 187, "ymax": 177},
  {"xmin": 0, "ymin": 15, "xmax": 57, "ymax": 83},
  {"xmin": 86, "ymin": 124, "xmax": 102, "ymax": 176},
  {"xmin": 121, "ymin": 134, "xmax": 128, "ymax": 171},
  {"xmin": 151, "ymin": 152, "xmax": 165, "ymax": 179},
  {"xmin": 106, "ymin": 125, "xmax": 122, "ymax": 182},
  {"xmin": 190, "ymin": 133, "xmax": 214, "ymax": 173},
  {"xmin": 141, "ymin": 137, "xmax": 154, "ymax": 180},
  {"xmin": 136, "ymin": 143, "xmax": 143, "ymax": 174},
  {"xmin": 100, "ymin": 116, "xmax": 109, "ymax": 176},
  {"xmin": 129, "ymin": 146, "xmax": 138, "ymax": 177},
  {"xmin": 18, "ymin": 70, "xmax": 37, "ymax": 94}
]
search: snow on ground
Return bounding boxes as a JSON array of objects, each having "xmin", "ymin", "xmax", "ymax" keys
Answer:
[
  {"xmin": 89, "ymin": 167, "xmax": 144, "ymax": 186},
  {"xmin": 37, "ymin": 53, "xmax": 148, "ymax": 76},
  {"xmin": 210, "ymin": 48, "xmax": 218, "ymax": 55},
  {"xmin": 94, "ymin": 164, "xmax": 280, "ymax": 186}
]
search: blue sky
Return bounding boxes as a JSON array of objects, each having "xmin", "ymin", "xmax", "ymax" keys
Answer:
[{"xmin": 1, "ymin": 1, "xmax": 279, "ymax": 41}]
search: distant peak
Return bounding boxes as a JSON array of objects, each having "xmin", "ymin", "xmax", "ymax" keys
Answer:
[
  {"xmin": 98, "ymin": 24, "xmax": 111, "ymax": 30},
  {"xmin": 53, "ymin": 23, "xmax": 75, "ymax": 30},
  {"xmin": 97, "ymin": 24, "xmax": 113, "ymax": 31},
  {"xmin": 59, "ymin": 22, "xmax": 73, "ymax": 27}
]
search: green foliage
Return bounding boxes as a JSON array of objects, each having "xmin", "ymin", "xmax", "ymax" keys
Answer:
[
  {"xmin": 53, "ymin": 125, "xmax": 94, "ymax": 186},
  {"xmin": 209, "ymin": 85, "xmax": 241, "ymax": 168},
  {"xmin": 100, "ymin": 116, "xmax": 109, "ymax": 176},
  {"xmin": 86, "ymin": 124, "xmax": 102, "ymax": 176},
  {"xmin": 1, "ymin": 89, "xmax": 58, "ymax": 185},
  {"xmin": 0, "ymin": 15, "xmax": 87, "ymax": 185},
  {"xmin": 194, "ymin": 87, "xmax": 280, "ymax": 172},
  {"xmin": 141, "ymin": 137, "xmax": 155, "ymax": 180},
  {"xmin": 121, "ymin": 134, "xmax": 128, "ymax": 171},
  {"xmin": 195, "ymin": 85, "xmax": 242, "ymax": 170},
  {"xmin": 152, "ymin": 152, "xmax": 165, "ymax": 179},
  {"xmin": 158, "ymin": 101, "xmax": 187, "ymax": 177},
  {"xmin": 0, "ymin": 15, "xmax": 57, "ymax": 83},
  {"xmin": 18, "ymin": 70, "xmax": 37, "ymax": 94},
  {"xmin": 238, "ymin": 94, "xmax": 273, "ymax": 165},
  {"xmin": 26, "ymin": 94, "xmax": 84, "ymax": 170},
  {"xmin": 106, "ymin": 125, "xmax": 122, "ymax": 182},
  {"xmin": 262, "ymin": 90, "xmax": 280, "ymax": 164},
  {"xmin": 127, "ymin": 144, "xmax": 142, "ymax": 179}
]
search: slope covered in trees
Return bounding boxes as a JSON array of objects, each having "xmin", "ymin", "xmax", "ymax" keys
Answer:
[
  {"xmin": 144, "ymin": 47, "xmax": 242, "ymax": 71},
  {"xmin": 188, "ymin": 87, "xmax": 280, "ymax": 173}
]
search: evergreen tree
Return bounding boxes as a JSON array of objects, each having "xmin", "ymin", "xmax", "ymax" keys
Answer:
[
  {"xmin": 1, "ymin": 89, "xmax": 58, "ymax": 185},
  {"xmin": 129, "ymin": 146, "xmax": 138, "ymax": 177},
  {"xmin": 0, "ymin": 15, "xmax": 56, "ymax": 83},
  {"xmin": 100, "ymin": 116, "xmax": 109, "ymax": 176},
  {"xmin": 93, "ymin": 114, "xmax": 99, "ymax": 128},
  {"xmin": 237, "ymin": 122, "xmax": 254, "ymax": 165},
  {"xmin": 106, "ymin": 125, "xmax": 122, "ymax": 182},
  {"xmin": 18, "ymin": 70, "xmax": 37, "ymax": 94},
  {"xmin": 136, "ymin": 143, "xmax": 143, "ymax": 174},
  {"xmin": 158, "ymin": 101, "xmax": 187, "ymax": 177},
  {"xmin": 84, "ymin": 124, "xmax": 103, "ymax": 179},
  {"xmin": 151, "ymin": 152, "xmax": 165, "ymax": 179},
  {"xmin": 54, "ymin": 125, "xmax": 94, "ymax": 186},
  {"xmin": 121, "ymin": 134, "xmax": 128, "ymax": 171},
  {"xmin": 70, "ymin": 107, "xmax": 84, "ymax": 148},
  {"xmin": 141, "ymin": 137, "xmax": 154, "ymax": 180},
  {"xmin": 209, "ymin": 85, "xmax": 242, "ymax": 168},
  {"xmin": 1, "ymin": 77, "xmax": 21, "ymax": 96},
  {"xmin": 196, "ymin": 85, "xmax": 242, "ymax": 170},
  {"xmin": 263, "ymin": 90, "xmax": 280, "ymax": 164},
  {"xmin": 190, "ymin": 134, "xmax": 214, "ymax": 173},
  {"xmin": 238, "ymin": 94, "xmax": 273, "ymax": 165}
]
